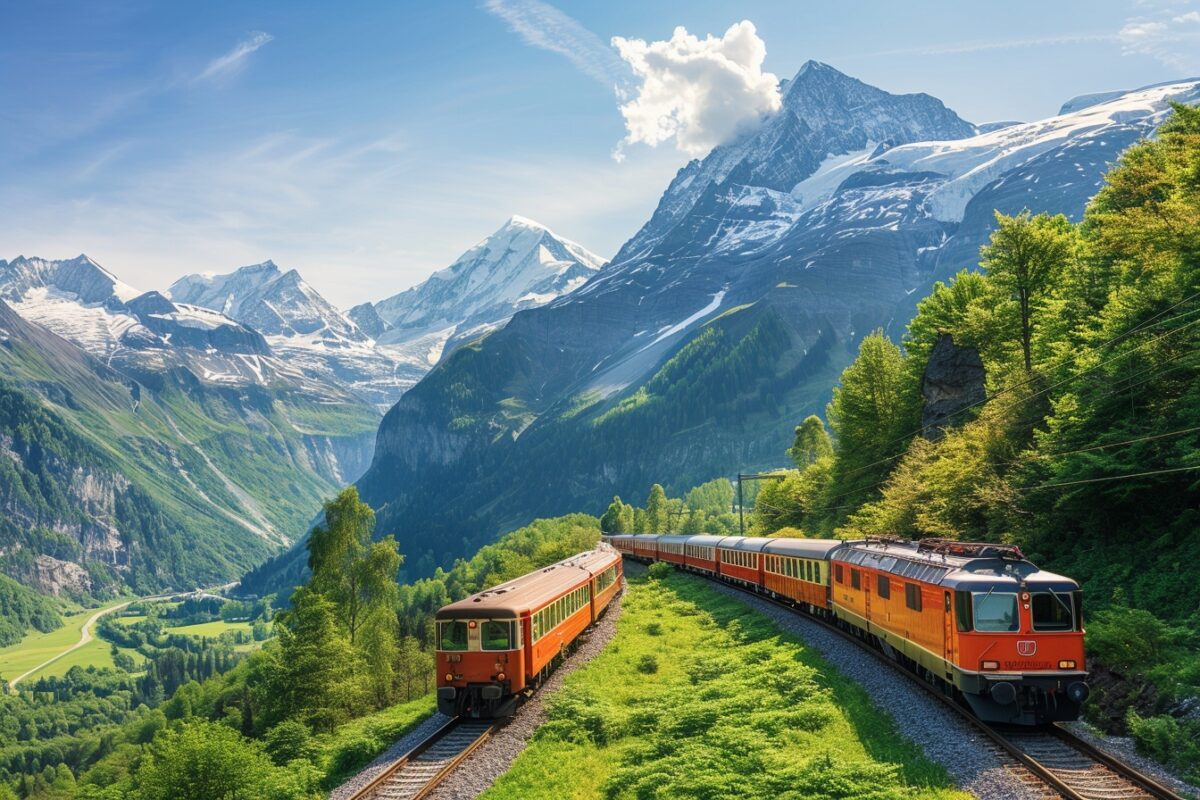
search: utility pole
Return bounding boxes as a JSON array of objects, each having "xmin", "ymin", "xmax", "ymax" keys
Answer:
[{"xmin": 735, "ymin": 471, "xmax": 787, "ymax": 537}]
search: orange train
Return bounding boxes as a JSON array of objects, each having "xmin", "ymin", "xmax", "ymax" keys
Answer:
[
  {"xmin": 434, "ymin": 547, "xmax": 622, "ymax": 718},
  {"xmin": 605, "ymin": 533, "xmax": 1089, "ymax": 726}
]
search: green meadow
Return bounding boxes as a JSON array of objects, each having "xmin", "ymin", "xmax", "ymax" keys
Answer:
[{"xmin": 482, "ymin": 566, "xmax": 970, "ymax": 800}]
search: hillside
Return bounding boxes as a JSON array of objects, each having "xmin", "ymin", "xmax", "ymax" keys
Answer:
[{"xmin": 350, "ymin": 65, "xmax": 1200, "ymax": 578}]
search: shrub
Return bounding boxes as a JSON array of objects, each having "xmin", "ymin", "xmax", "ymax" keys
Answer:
[
  {"xmin": 647, "ymin": 562, "xmax": 672, "ymax": 579},
  {"xmin": 645, "ymin": 622, "xmax": 662, "ymax": 636},
  {"xmin": 636, "ymin": 655, "xmax": 659, "ymax": 674}
]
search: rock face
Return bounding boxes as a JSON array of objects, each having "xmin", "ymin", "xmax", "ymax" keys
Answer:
[{"xmin": 921, "ymin": 334, "xmax": 986, "ymax": 440}]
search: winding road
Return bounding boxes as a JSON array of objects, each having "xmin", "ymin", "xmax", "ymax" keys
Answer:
[{"xmin": 5, "ymin": 582, "xmax": 236, "ymax": 691}]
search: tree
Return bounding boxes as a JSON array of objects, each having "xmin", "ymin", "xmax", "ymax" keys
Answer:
[
  {"xmin": 645, "ymin": 484, "xmax": 669, "ymax": 533},
  {"xmin": 307, "ymin": 487, "xmax": 402, "ymax": 646},
  {"xmin": 264, "ymin": 587, "xmax": 364, "ymax": 731},
  {"xmin": 131, "ymin": 720, "xmax": 293, "ymax": 800},
  {"xmin": 787, "ymin": 416, "xmax": 833, "ymax": 468},
  {"xmin": 600, "ymin": 496, "xmax": 632, "ymax": 533},
  {"xmin": 980, "ymin": 210, "xmax": 1075, "ymax": 371}
]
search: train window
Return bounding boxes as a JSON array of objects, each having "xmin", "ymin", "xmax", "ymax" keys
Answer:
[
  {"xmin": 955, "ymin": 592, "xmax": 972, "ymax": 632},
  {"xmin": 850, "ymin": 569, "xmax": 861, "ymax": 589},
  {"xmin": 814, "ymin": 563, "xmax": 821, "ymax": 583},
  {"xmin": 972, "ymin": 592, "xmax": 1018, "ymax": 632},
  {"xmin": 905, "ymin": 583, "xmax": 923, "ymax": 612},
  {"xmin": 877, "ymin": 575, "xmax": 890, "ymax": 598},
  {"xmin": 437, "ymin": 620, "xmax": 469, "ymax": 652},
  {"xmin": 481, "ymin": 620, "xmax": 516, "ymax": 650},
  {"xmin": 835, "ymin": 564, "xmax": 843, "ymax": 583},
  {"xmin": 1031, "ymin": 592, "xmax": 1074, "ymax": 631}
]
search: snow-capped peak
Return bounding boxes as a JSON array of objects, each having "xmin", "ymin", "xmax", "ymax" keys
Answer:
[{"xmin": 371, "ymin": 216, "xmax": 606, "ymax": 351}]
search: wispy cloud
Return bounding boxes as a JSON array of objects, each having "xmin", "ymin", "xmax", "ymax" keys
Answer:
[
  {"xmin": 482, "ymin": 0, "xmax": 629, "ymax": 89},
  {"xmin": 197, "ymin": 31, "xmax": 274, "ymax": 81},
  {"xmin": 854, "ymin": 32, "xmax": 1118, "ymax": 58},
  {"xmin": 1119, "ymin": 1, "xmax": 1200, "ymax": 73}
]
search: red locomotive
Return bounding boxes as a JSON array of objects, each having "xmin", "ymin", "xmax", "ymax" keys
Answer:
[
  {"xmin": 605, "ymin": 533, "xmax": 1088, "ymax": 725},
  {"xmin": 435, "ymin": 546, "xmax": 622, "ymax": 718}
]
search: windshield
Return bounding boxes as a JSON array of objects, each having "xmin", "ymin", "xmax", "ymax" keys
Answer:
[
  {"xmin": 437, "ymin": 620, "xmax": 468, "ymax": 651},
  {"xmin": 972, "ymin": 592, "xmax": 1019, "ymax": 632},
  {"xmin": 1031, "ymin": 592, "xmax": 1075, "ymax": 631},
  {"xmin": 481, "ymin": 620, "xmax": 516, "ymax": 651}
]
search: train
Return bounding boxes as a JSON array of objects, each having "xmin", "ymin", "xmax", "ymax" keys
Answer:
[
  {"xmin": 434, "ymin": 546, "xmax": 623, "ymax": 718},
  {"xmin": 605, "ymin": 533, "xmax": 1090, "ymax": 726}
]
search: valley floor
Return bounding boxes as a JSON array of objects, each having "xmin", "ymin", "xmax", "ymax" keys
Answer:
[{"xmin": 0, "ymin": 599, "xmax": 132, "ymax": 688}]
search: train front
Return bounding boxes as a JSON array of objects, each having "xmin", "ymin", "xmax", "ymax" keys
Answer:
[
  {"xmin": 435, "ymin": 602, "xmax": 524, "ymax": 718},
  {"xmin": 953, "ymin": 565, "xmax": 1089, "ymax": 725}
]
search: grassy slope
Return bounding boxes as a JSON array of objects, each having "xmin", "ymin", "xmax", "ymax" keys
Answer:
[
  {"xmin": 0, "ymin": 600, "xmax": 140, "ymax": 682},
  {"xmin": 482, "ymin": 569, "xmax": 969, "ymax": 800},
  {"xmin": 317, "ymin": 694, "xmax": 438, "ymax": 791}
]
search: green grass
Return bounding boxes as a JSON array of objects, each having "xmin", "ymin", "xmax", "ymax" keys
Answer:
[
  {"xmin": 164, "ymin": 620, "xmax": 254, "ymax": 638},
  {"xmin": 316, "ymin": 694, "xmax": 437, "ymax": 790},
  {"xmin": 481, "ymin": 568, "xmax": 971, "ymax": 800},
  {"xmin": 0, "ymin": 600, "xmax": 134, "ymax": 683}
]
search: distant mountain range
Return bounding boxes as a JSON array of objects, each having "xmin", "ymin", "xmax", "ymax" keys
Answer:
[
  {"xmin": 335, "ymin": 62, "xmax": 1200, "ymax": 580},
  {"xmin": 0, "ymin": 216, "xmax": 602, "ymax": 600}
]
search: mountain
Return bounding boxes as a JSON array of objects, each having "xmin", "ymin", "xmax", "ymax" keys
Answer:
[
  {"xmin": 0, "ymin": 257, "xmax": 384, "ymax": 601},
  {"xmin": 371, "ymin": 215, "xmax": 606, "ymax": 357},
  {"xmin": 341, "ymin": 65, "xmax": 1200, "ymax": 579},
  {"xmin": 168, "ymin": 262, "xmax": 425, "ymax": 409}
]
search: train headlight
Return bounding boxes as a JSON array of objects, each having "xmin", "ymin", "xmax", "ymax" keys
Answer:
[
  {"xmin": 1058, "ymin": 660, "xmax": 1077, "ymax": 669},
  {"xmin": 444, "ymin": 673, "xmax": 454, "ymax": 682},
  {"xmin": 497, "ymin": 672, "xmax": 506, "ymax": 682},
  {"xmin": 981, "ymin": 660, "xmax": 1000, "ymax": 670}
]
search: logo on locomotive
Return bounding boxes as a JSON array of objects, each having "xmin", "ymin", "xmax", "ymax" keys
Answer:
[{"xmin": 1016, "ymin": 640, "xmax": 1037, "ymax": 657}]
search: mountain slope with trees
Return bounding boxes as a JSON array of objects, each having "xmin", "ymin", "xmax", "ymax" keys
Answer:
[{"xmin": 747, "ymin": 103, "xmax": 1200, "ymax": 781}]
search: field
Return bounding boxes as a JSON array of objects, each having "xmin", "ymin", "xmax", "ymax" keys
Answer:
[
  {"xmin": 165, "ymin": 619, "xmax": 254, "ymax": 638},
  {"xmin": 0, "ymin": 600, "xmax": 134, "ymax": 685},
  {"xmin": 481, "ymin": 568, "xmax": 971, "ymax": 800}
]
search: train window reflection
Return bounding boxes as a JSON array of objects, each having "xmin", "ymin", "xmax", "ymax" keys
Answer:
[
  {"xmin": 972, "ymin": 592, "xmax": 1019, "ymax": 632},
  {"xmin": 1031, "ymin": 592, "xmax": 1074, "ymax": 631},
  {"xmin": 438, "ymin": 620, "xmax": 469, "ymax": 651},
  {"xmin": 481, "ymin": 620, "xmax": 515, "ymax": 650}
]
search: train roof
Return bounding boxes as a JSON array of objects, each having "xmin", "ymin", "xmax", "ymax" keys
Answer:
[
  {"xmin": 718, "ymin": 536, "xmax": 774, "ymax": 552},
  {"xmin": 836, "ymin": 539, "xmax": 1079, "ymax": 591},
  {"xmin": 656, "ymin": 535, "xmax": 692, "ymax": 544},
  {"xmin": 435, "ymin": 548, "xmax": 620, "ymax": 620},
  {"xmin": 680, "ymin": 534, "xmax": 725, "ymax": 547},
  {"xmin": 761, "ymin": 537, "xmax": 844, "ymax": 559}
]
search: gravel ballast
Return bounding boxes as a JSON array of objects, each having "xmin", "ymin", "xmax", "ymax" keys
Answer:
[
  {"xmin": 1062, "ymin": 721, "xmax": 1200, "ymax": 798},
  {"xmin": 706, "ymin": 581, "xmax": 1042, "ymax": 800}
]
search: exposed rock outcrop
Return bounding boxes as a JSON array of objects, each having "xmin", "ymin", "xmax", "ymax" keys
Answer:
[{"xmin": 921, "ymin": 333, "xmax": 986, "ymax": 440}]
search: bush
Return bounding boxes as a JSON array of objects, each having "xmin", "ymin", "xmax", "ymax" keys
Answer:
[
  {"xmin": 264, "ymin": 720, "xmax": 316, "ymax": 766},
  {"xmin": 635, "ymin": 655, "xmax": 659, "ymax": 674},
  {"xmin": 647, "ymin": 562, "xmax": 672, "ymax": 580},
  {"xmin": 645, "ymin": 622, "xmax": 662, "ymax": 636}
]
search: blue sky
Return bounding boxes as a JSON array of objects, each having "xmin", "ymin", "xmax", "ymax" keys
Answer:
[{"xmin": 2, "ymin": 0, "xmax": 1197, "ymax": 307}]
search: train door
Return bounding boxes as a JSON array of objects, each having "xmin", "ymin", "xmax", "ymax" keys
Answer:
[
  {"xmin": 942, "ymin": 591, "xmax": 954, "ymax": 666},
  {"xmin": 864, "ymin": 570, "xmax": 872, "ymax": 623}
]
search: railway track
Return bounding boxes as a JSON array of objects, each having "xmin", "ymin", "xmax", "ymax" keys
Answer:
[
  {"xmin": 693, "ymin": 570, "xmax": 1190, "ymax": 800},
  {"xmin": 347, "ymin": 718, "xmax": 495, "ymax": 800}
]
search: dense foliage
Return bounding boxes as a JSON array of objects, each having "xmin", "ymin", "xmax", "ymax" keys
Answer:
[
  {"xmin": 746, "ymin": 104, "xmax": 1200, "ymax": 779},
  {"xmin": 0, "ymin": 576, "xmax": 60, "ymax": 648}
]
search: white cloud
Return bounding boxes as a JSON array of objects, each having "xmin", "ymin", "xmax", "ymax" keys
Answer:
[
  {"xmin": 612, "ymin": 21, "xmax": 781, "ymax": 160},
  {"xmin": 482, "ymin": 0, "xmax": 629, "ymax": 88},
  {"xmin": 197, "ymin": 32, "xmax": 274, "ymax": 81},
  {"xmin": 1119, "ymin": 1, "xmax": 1200, "ymax": 72}
]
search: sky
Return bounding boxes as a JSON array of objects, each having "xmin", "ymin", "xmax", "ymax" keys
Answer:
[{"xmin": 1, "ymin": 0, "xmax": 1197, "ymax": 307}]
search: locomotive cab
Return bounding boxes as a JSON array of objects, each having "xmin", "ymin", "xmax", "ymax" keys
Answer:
[
  {"xmin": 951, "ymin": 565, "xmax": 1089, "ymax": 725},
  {"xmin": 435, "ymin": 613, "xmax": 522, "ymax": 718}
]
